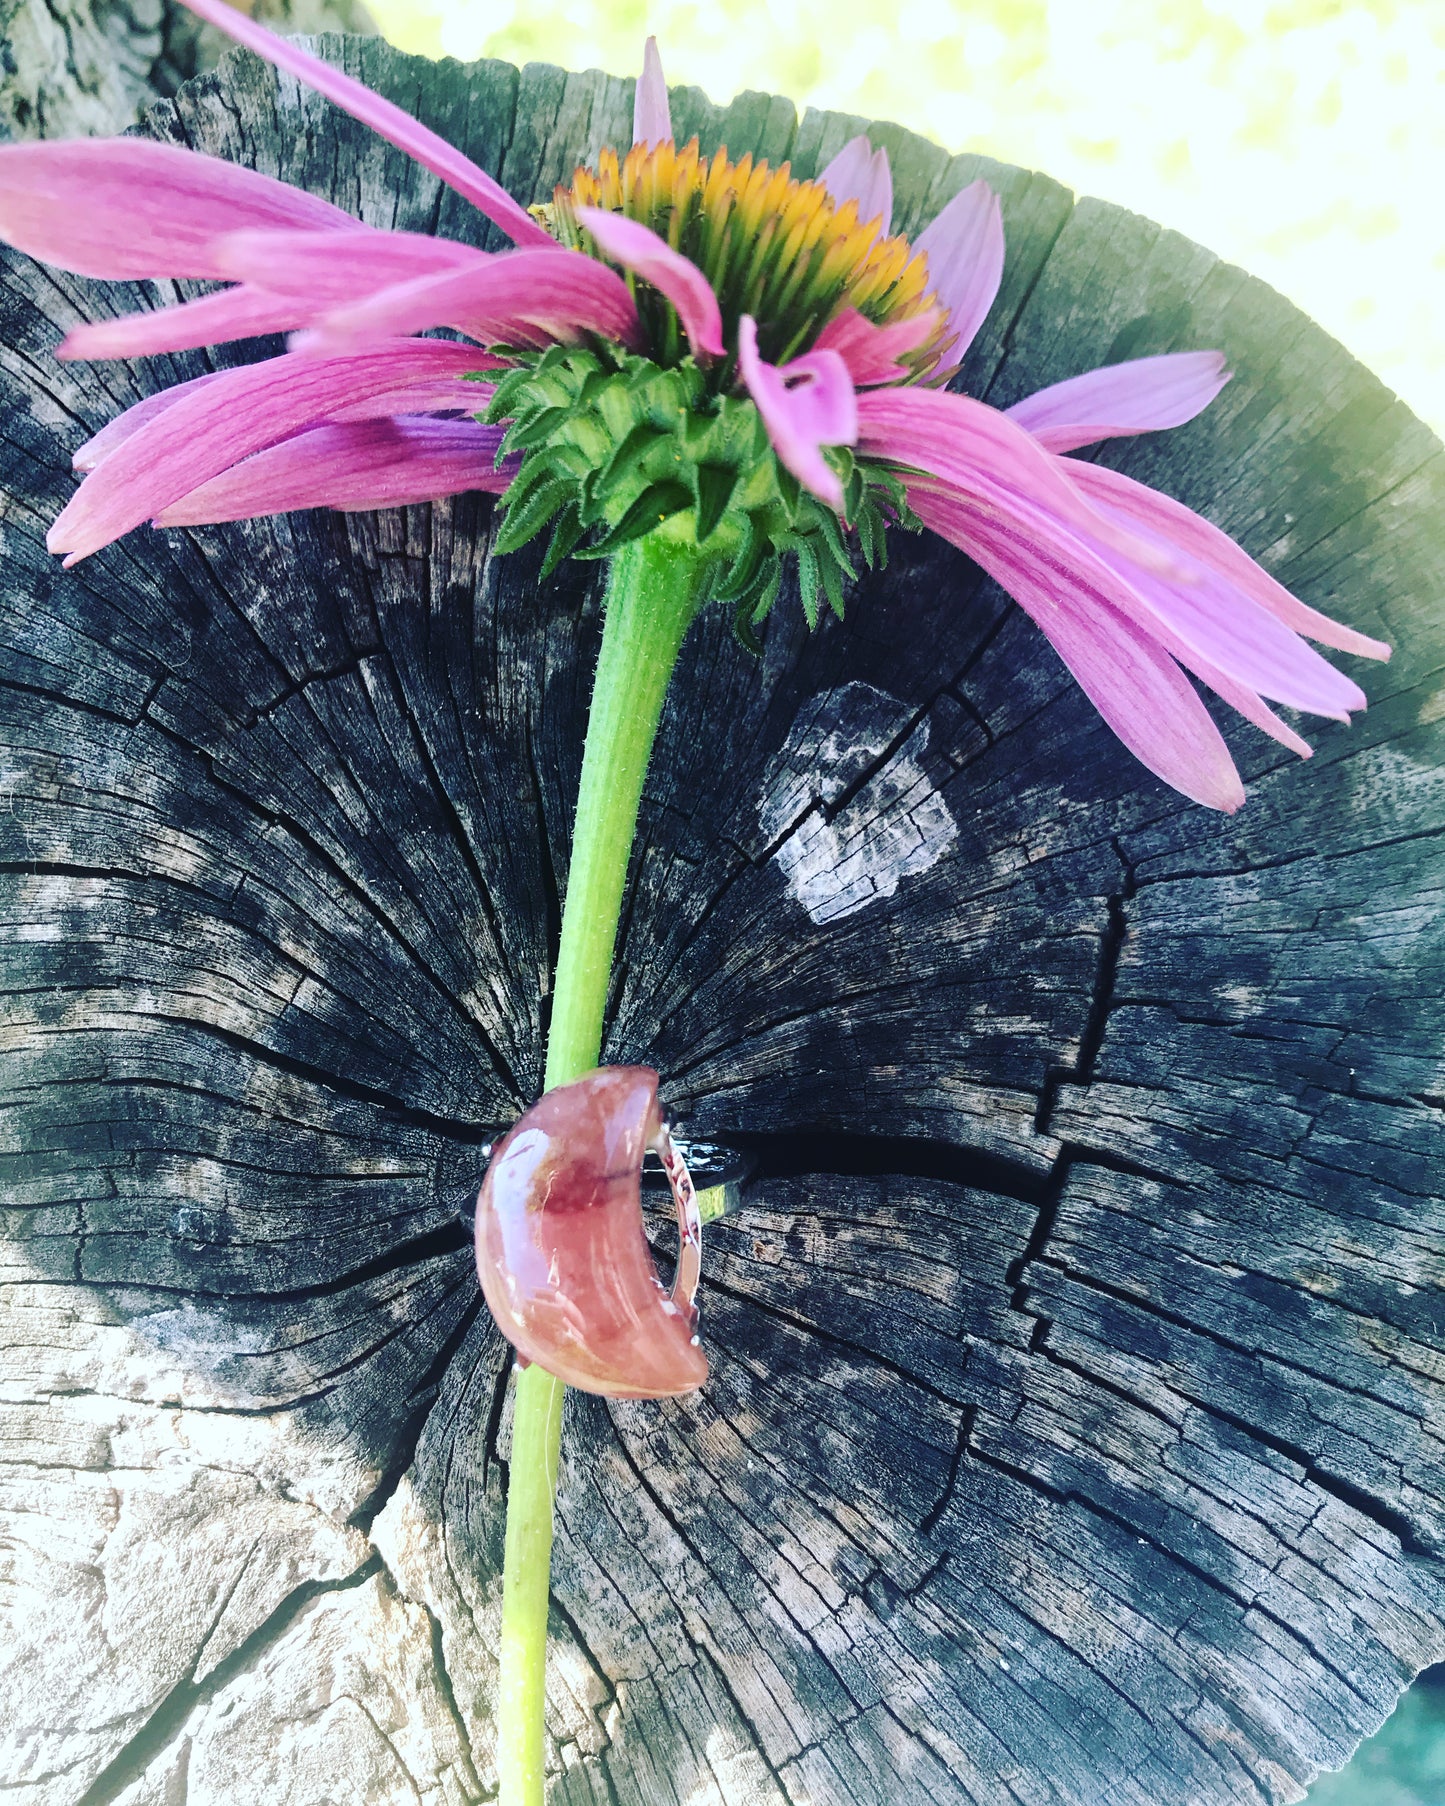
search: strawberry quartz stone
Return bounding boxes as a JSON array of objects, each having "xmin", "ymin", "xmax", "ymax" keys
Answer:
[{"xmin": 475, "ymin": 1066, "xmax": 709, "ymax": 1398}]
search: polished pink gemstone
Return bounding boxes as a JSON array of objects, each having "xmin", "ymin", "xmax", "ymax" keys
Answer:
[{"xmin": 475, "ymin": 1066, "xmax": 709, "ymax": 1399}]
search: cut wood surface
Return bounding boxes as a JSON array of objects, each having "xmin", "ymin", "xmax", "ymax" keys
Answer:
[
  {"xmin": 0, "ymin": 0, "xmax": 372, "ymax": 140},
  {"xmin": 2, "ymin": 35, "xmax": 1443, "ymax": 1806}
]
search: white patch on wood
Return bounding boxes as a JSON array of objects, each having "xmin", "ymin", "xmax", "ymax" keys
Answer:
[
  {"xmin": 0, "ymin": 1281, "xmax": 372, "ymax": 1800},
  {"xmin": 110, "ymin": 1573, "xmax": 480, "ymax": 1806},
  {"xmin": 758, "ymin": 682, "xmax": 958, "ymax": 925}
]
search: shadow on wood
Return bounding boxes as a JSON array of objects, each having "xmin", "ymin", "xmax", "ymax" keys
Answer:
[{"xmin": 2, "ymin": 35, "xmax": 1443, "ymax": 1806}]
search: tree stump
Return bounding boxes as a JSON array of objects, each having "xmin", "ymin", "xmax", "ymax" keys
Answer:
[
  {"xmin": 3, "ymin": 37, "xmax": 1443, "ymax": 1806},
  {"xmin": 0, "ymin": 0, "xmax": 372, "ymax": 141}
]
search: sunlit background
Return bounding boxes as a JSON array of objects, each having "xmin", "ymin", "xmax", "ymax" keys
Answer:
[
  {"xmin": 359, "ymin": 1, "xmax": 1440, "ymax": 1797},
  {"xmin": 364, "ymin": 0, "xmax": 1444, "ymax": 441}
]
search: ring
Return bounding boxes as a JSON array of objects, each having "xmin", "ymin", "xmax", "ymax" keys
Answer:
[{"xmin": 473, "ymin": 1067, "xmax": 717, "ymax": 1398}]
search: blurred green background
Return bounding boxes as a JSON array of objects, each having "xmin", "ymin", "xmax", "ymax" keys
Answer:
[
  {"xmin": 363, "ymin": 0, "xmax": 1444, "ymax": 440},
  {"xmin": 1309, "ymin": 1667, "xmax": 1445, "ymax": 1804},
  {"xmin": 357, "ymin": 1, "xmax": 1440, "ymax": 1797}
]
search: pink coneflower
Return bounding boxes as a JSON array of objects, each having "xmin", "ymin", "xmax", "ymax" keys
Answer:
[{"xmin": 0, "ymin": 0, "xmax": 1386, "ymax": 811}]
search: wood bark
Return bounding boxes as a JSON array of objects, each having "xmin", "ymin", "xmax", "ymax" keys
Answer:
[
  {"xmin": 0, "ymin": 0, "xmax": 371, "ymax": 140},
  {"xmin": 2, "ymin": 35, "xmax": 1444, "ymax": 1806}
]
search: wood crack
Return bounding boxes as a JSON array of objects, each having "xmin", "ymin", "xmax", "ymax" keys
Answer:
[
  {"xmin": 733, "ymin": 1125, "xmax": 1051, "ymax": 1205},
  {"xmin": 350, "ymin": 1292, "xmax": 484, "ymax": 1533},
  {"xmin": 1034, "ymin": 834, "xmax": 1135, "ymax": 1136},
  {"xmin": 415, "ymin": 1585, "xmax": 491, "ymax": 1801},
  {"xmin": 110, "ymin": 1008, "xmax": 497, "ymax": 1143},
  {"xmin": 1017, "ymin": 1257, "xmax": 1440, "ymax": 1561},
  {"xmin": 958, "ymin": 1434, "xmax": 1380, "ymax": 1711},
  {"xmin": 172, "ymin": 722, "xmax": 527, "ymax": 1103},
  {"xmin": 919, "ymin": 1406, "xmax": 978, "ymax": 1537},
  {"xmin": 73, "ymin": 1554, "xmax": 385, "ymax": 1806}
]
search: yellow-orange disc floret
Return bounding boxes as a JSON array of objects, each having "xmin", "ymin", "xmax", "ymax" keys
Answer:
[{"xmin": 548, "ymin": 138, "xmax": 950, "ymax": 381}]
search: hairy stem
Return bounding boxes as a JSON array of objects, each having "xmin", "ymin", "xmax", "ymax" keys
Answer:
[{"xmin": 496, "ymin": 530, "xmax": 713, "ymax": 1806}]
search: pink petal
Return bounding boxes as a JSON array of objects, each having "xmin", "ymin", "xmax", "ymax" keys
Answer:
[
  {"xmin": 0, "ymin": 138, "xmax": 356, "ymax": 280},
  {"xmin": 858, "ymin": 387, "xmax": 1370, "ymax": 719},
  {"xmin": 174, "ymin": 0, "xmax": 554, "ymax": 249},
  {"xmin": 58, "ymin": 285, "xmax": 307, "ymax": 360},
  {"xmin": 1016, "ymin": 585, "xmax": 1247, "ymax": 812},
  {"xmin": 633, "ymin": 37, "xmax": 672, "ymax": 146},
  {"xmin": 818, "ymin": 136, "xmax": 893, "ymax": 239},
  {"xmin": 1061, "ymin": 493, "xmax": 1369, "ymax": 719},
  {"xmin": 857, "ymin": 385, "xmax": 1157, "ymax": 561},
  {"xmin": 154, "ymin": 416, "xmax": 514, "ymax": 525},
  {"xmin": 574, "ymin": 207, "xmax": 723, "ymax": 358},
  {"xmin": 913, "ymin": 179, "xmax": 1004, "ymax": 367},
  {"xmin": 738, "ymin": 316, "xmax": 857, "ymax": 511},
  {"xmin": 214, "ymin": 226, "xmax": 491, "ymax": 301},
  {"xmin": 1005, "ymin": 351, "xmax": 1232, "ymax": 453},
  {"xmin": 863, "ymin": 388, "xmax": 1370, "ymax": 723},
  {"xmin": 1187, "ymin": 661, "xmax": 1315, "ymax": 761},
  {"xmin": 48, "ymin": 339, "xmax": 498, "ymax": 563},
  {"xmin": 863, "ymin": 391, "xmax": 1372, "ymax": 715},
  {"xmin": 910, "ymin": 481, "xmax": 1245, "ymax": 811},
  {"xmin": 75, "ymin": 375, "xmax": 222, "ymax": 472},
  {"xmin": 814, "ymin": 305, "xmax": 941, "ymax": 386},
  {"xmin": 1068, "ymin": 459, "xmax": 1392, "ymax": 663},
  {"xmin": 57, "ymin": 230, "xmax": 496, "ymax": 364},
  {"xmin": 326, "ymin": 376, "xmax": 500, "ymax": 419},
  {"xmin": 984, "ymin": 483, "xmax": 1316, "ymax": 760},
  {"xmin": 73, "ymin": 369, "xmax": 495, "ymax": 472},
  {"xmin": 291, "ymin": 247, "xmax": 643, "ymax": 355}
]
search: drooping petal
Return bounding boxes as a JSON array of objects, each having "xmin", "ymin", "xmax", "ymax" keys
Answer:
[
  {"xmin": 856, "ymin": 385, "xmax": 1161, "ymax": 562},
  {"xmin": 1005, "ymin": 351, "xmax": 1232, "ymax": 453},
  {"xmin": 74, "ymin": 373, "xmax": 226, "ymax": 471},
  {"xmin": 913, "ymin": 179, "xmax": 1004, "ymax": 367},
  {"xmin": 865, "ymin": 387, "xmax": 1372, "ymax": 724},
  {"xmin": 291, "ymin": 247, "xmax": 643, "ymax": 355},
  {"xmin": 910, "ymin": 480, "xmax": 1246, "ymax": 811},
  {"xmin": 738, "ymin": 315, "xmax": 857, "ymax": 511},
  {"xmin": 819, "ymin": 135, "xmax": 893, "ymax": 240},
  {"xmin": 1060, "ymin": 490, "xmax": 1370, "ymax": 719},
  {"xmin": 1185, "ymin": 660, "xmax": 1316, "ymax": 761},
  {"xmin": 326, "ymin": 375, "xmax": 499, "ymax": 419},
  {"xmin": 814, "ymin": 305, "xmax": 941, "ymax": 385},
  {"xmin": 1011, "ymin": 579, "xmax": 1248, "ymax": 812},
  {"xmin": 174, "ymin": 0, "xmax": 554, "ymax": 248},
  {"xmin": 870, "ymin": 388, "xmax": 1379, "ymax": 733},
  {"xmin": 0, "ymin": 138, "xmax": 357, "ymax": 280},
  {"xmin": 48, "ymin": 339, "xmax": 497, "ymax": 563},
  {"xmin": 1000, "ymin": 490, "xmax": 1319, "ymax": 757},
  {"xmin": 1068, "ymin": 458, "xmax": 1392, "ymax": 662},
  {"xmin": 574, "ymin": 207, "xmax": 723, "ymax": 358},
  {"xmin": 73, "ymin": 369, "xmax": 495, "ymax": 472},
  {"xmin": 633, "ymin": 37, "xmax": 672, "ymax": 147},
  {"xmin": 58, "ymin": 285, "xmax": 307, "ymax": 360},
  {"xmin": 970, "ymin": 457, "xmax": 1325, "ymax": 766},
  {"xmin": 154, "ymin": 417, "xmax": 515, "ymax": 525},
  {"xmin": 214, "ymin": 226, "xmax": 491, "ymax": 300},
  {"xmin": 58, "ymin": 230, "xmax": 496, "ymax": 363}
]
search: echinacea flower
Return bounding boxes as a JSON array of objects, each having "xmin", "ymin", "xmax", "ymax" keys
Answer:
[{"xmin": 0, "ymin": 0, "xmax": 1387, "ymax": 813}]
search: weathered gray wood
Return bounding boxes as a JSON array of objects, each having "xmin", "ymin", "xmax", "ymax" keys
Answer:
[
  {"xmin": 0, "ymin": 0, "xmax": 372, "ymax": 141},
  {"xmin": 2, "ymin": 33, "xmax": 1443, "ymax": 1806}
]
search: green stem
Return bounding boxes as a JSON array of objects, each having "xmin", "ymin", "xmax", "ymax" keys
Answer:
[{"xmin": 496, "ymin": 530, "xmax": 713, "ymax": 1806}]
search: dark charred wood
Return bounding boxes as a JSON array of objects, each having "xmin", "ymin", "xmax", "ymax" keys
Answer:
[{"xmin": 2, "ymin": 34, "xmax": 1443, "ymax": 1806}]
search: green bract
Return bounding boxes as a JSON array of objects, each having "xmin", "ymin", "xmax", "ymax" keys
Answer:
[{"xmin": 480, "ymin": 347, "xmax": 919, "ymax": 650}]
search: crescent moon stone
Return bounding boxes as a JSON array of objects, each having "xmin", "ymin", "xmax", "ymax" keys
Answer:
[{"xmin": 475, "ymin": 1067, "xmax": 709, "ymax": 1399}]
